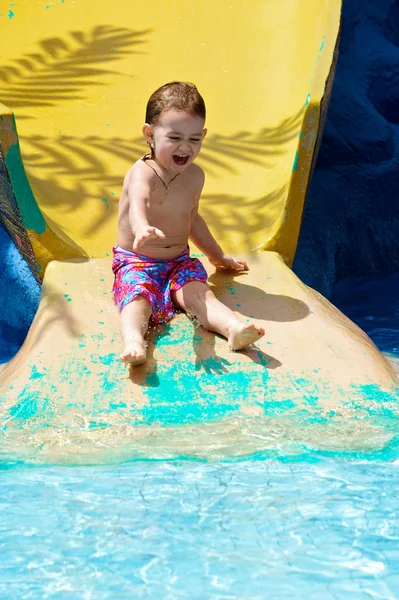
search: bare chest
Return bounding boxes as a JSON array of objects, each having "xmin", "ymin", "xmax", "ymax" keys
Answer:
[{"xmin": 146, "ymin": 185, "xmax": 195, "ymax": 221}]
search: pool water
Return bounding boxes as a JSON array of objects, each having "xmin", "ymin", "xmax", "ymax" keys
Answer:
[
  {"xmin": 1, "ymin": 275, "xmax": 398, "ymax": 599},
  {"xmin": 332, "ymin": 273, "xmax": 399, "ymax": 360}
]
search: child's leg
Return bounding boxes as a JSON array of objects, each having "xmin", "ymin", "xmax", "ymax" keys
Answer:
[
  {"xmin": 119, "ymin": 296, "xmax": 152, "ymax": 365},
  {"xmin": 172, "ymin": 281, "xmax": 265, "ymax": 350}
]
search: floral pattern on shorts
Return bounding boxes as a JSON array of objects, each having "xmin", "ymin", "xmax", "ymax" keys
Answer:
[{"xmin": 112, "ymin": 245, "xmax": 208, "ymax": 324}]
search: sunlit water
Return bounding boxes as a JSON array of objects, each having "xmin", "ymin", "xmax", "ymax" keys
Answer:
[{"xmin": 1, "ymin": 275, "xmax": 399, "ymax": 599}]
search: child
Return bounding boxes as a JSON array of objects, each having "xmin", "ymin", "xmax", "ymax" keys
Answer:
[{"xmin": 112, "ymin": 81, "xmax": 265, "ymax": 366}]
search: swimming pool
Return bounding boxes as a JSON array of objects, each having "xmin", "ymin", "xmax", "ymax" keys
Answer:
[{"xmin": 1, "ymin": 275, "xmax": 398, "ymax": 599}]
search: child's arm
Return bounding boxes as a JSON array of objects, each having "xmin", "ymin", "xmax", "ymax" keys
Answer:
[
  {"xmin": 190, "ymin": 213, "xmax": 248, "ymax": 271},
  {"xmin": 127, "ymin": 167, "xmax": 165, "ymax": 250}
]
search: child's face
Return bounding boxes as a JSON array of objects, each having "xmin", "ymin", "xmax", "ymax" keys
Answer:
[{"xmin": 143, "ymin": 109, "xmax": 207, "ymax": 173}]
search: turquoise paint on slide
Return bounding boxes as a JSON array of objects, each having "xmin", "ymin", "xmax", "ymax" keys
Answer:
[
  {"xmin": 9, "ymin": 396, "xmax": 38, "ymax": 421},
  {"xmin": 8, "ymin": 384, "xmax": 54, "ymax": 425},
  {"xmin": 2, "ymin": 314, "xmax": 397, "ymax": 458},
  {"xmin": 5, "ymin": 117, "xmax": 46, "ymax": 234},
  {"xmin": 130, "ymin": 319, "xmax": 273, "ymax": 427},
  {"xmin": 29, "ymin": 365, "xmax": 45, "ymax": 380},
  {"xmin": 292, "ymin": 150, "xmax": 299, "ymax": 171},
  {"xmin": 346, "ymin": 383, "xmax": 399, "ymax": 422}
]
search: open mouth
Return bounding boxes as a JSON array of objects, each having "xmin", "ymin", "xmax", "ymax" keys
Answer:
[{"xmin": 173, "ymin": 154, "xmax": 189, "ymax": 166}]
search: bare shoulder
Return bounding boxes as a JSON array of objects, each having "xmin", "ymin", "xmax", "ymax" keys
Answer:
[
  {"xmin": 125, "ymin": 158, "xmax": 155, "ymax": 185},
  {"xmin": 186, "ymin": 162, "xmax": 205, "ymax": 188}
]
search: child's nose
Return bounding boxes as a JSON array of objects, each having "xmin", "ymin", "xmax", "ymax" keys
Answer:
[{"xmin": 179, "ymin": 140, "xmax": 191, "ymax": 152}]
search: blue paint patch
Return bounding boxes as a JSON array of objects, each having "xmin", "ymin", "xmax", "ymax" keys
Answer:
[
  {"xmin": 151, "ymin": 323, "xmax": 189, "ymax": 348},
  {"xmin": 91, "ymin": 353, "xmax": 119, "ymax": 366},
  {"xmin": 29, "ymin": 365, "xmax": 45, "ymax": 380},
  {"xmin": 102, "ymin": 198, "xmax": 109, "ymax": 209},
  {"xmin": 75, "ymin": 363, "xmax": 91, "ymax": 374},
  {"xmin": 109, "ymin": 401, "xmax": 127, "ymax": 410},
  {"xmin": 64, "ymin": 293, "xmax": 72, "ymax": 302},
  {"xmin": 8, "ymin": 381, "xmax": 55, "ymax": 425},
  {"xmin": 254, "ymin": 350, "xmax": 274, "ymax": 368},
  {"xmin": 139, "ymin": 399, "xmax": 240, "ymax": 427},
  {"xmin": 132, "ymin": 323, "xmax": 273, "ymax": 427},
  {"xmin": 263, "ymin": 398, "xmax": 296, "ymax": 416},
  {"xmin": 292, "ymin": 150, "xmax": 299, "ymax": 171},
  {"xmin": 100, "ymin": 375, "xmax": 119, "ymax": 394},
  {"xmin": 9, "ymin": 396, "xmax": 38, "ymax": 421},
  {"xmin": 88, "ymin": 421, "xmax": 111, "ymax": 430},
  {"xmin": 345, "ymin": 384, "xmax": 399, "ymax": 422},
  {"xmin": 91, "ymin": 333, "xmax": 105, "ymax": 341},
  {"xmin": 8, "ymin": 9, "xmax": 14, "ymax": 18}
]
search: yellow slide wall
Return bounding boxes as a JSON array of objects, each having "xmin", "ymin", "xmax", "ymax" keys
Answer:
[{"xmin": 1, "ymin": 0, "xmax": 339, "ymax": 265}]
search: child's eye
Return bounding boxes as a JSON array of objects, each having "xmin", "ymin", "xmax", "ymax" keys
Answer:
[
  {"xmin": 169, "ymin": 136, "xmax": 180, "ymax": 140},
  {"xmin": 190, "ymin": 138, "xmax": 201, "ymax": 143}
]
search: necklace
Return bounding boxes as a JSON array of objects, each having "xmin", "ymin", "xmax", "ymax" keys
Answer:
[{"xmin": 144, "ymin": 161, "xmax": 180, "ymax": 195}]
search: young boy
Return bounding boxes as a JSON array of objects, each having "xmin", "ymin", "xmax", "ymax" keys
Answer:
[{"xmin": 112, "ymin": 81, "xmax": 265, "ymax": 365}]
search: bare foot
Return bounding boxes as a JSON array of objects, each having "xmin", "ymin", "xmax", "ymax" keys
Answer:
[
  {"xmin": 120, "ymin": 336, "xmax": 147, "ymax": 366},
  {"xmin": 227, "ymin": 321, "xmax": 265, "ymax": 351}
]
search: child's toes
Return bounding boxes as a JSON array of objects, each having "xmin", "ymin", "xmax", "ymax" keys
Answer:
[
  {"xmin": 228, "ymin": 322, "xmax": 265, "ymax": 351},
  {"xmin": 120, "ymin": 341, "xmax": 147, "ymax": 366}
]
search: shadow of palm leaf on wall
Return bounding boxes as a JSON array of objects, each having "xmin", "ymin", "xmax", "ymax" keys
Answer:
[
  {"xmin": 21, "ymin": 122, "xmax": 296, "ymax": 239},
  {"xmin": 0, "ymin": 26, "xmax": 151, "ymax": 115},
  {"xmin": 0, "ymin": 26, "xmax": 304, "ymax": 242},
  {"xmin": 199, "ymin": 111, "xmax": 304, "ymax": 175},
  {"xmin": 200, "ymin": 185, "xmax": 288, "ymax": 252}
]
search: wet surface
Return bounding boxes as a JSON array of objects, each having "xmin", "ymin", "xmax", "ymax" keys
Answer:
[{"xmin": 1, "ymin": 274, "xmax": 398, "ymax": 598}]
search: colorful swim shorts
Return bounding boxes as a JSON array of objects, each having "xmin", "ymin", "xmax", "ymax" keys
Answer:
[{"xmin": 112, "ymin": 244, "xmax": 208, "ymax": 324}]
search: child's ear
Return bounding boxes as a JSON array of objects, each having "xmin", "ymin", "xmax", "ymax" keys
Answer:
[
  {"xmin": 142, "ymin": 123, "xmax": 154, "ymax": 145},
  {"xmin": 202, "ymin": 128, "xmax": 208, "ymax": 139}
]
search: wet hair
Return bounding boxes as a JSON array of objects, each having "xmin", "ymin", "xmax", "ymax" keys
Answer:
[{"xmin": 145, "ymin": 81, "xmax": 206, "ymax": 126}]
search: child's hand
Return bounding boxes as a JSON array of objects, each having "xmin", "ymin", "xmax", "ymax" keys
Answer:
[
  {"xmin": 133, "ymin": 226, "xmax": 166, "ymax": 251},
  {"xmin": 209, "ymin": 254, "xmax": 249, "ymax": 271}
]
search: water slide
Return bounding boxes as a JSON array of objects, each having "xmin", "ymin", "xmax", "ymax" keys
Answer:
[{"xmin": 0, "ymin": 0, "xmax": 397, "ymax": 465}]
